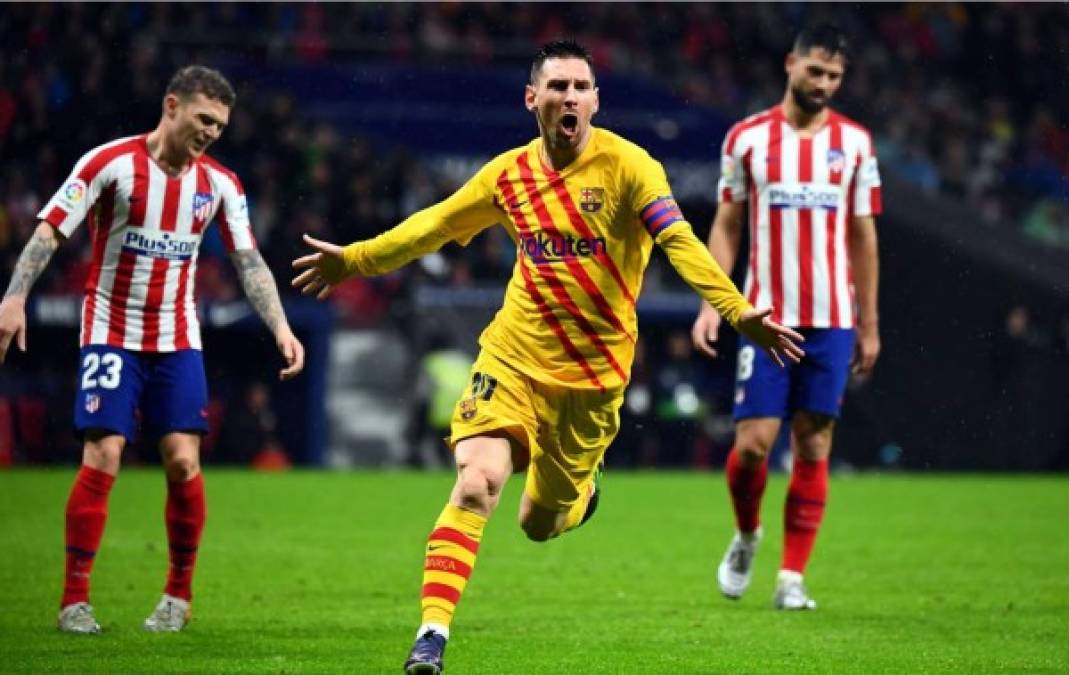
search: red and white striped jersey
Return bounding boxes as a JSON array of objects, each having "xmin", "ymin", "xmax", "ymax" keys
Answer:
[
  {"xmin": 718, "ymin": 105, "xmax": 881, "ymax": 328},
  {"xmin": 37, "ymin": 134, "xmax": 256, "ymax": 352}
]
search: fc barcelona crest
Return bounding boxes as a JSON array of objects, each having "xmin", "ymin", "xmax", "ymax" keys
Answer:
[
  {"xmin": 459, "ymin": 398, "xmax": 477, "ymax": 421},
  {"xmin": 579, "ymin": 187, "xmax": 605, "ymax": 213}
]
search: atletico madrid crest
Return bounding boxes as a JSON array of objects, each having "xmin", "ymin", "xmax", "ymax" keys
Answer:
[
  {"xmin": 85, "ymin": 394, "xmax": 101, "ymax": 414},
  {"xmin": 827, "ymin": 149, "xmax": 846, "ymax": 175},
  {"xmin": 192, "ymin": 191, "xmax": 214, "ymax": 223},
  {"xmin": 579, "ymin": 187, "xmax": 605, "ymax": 213}
]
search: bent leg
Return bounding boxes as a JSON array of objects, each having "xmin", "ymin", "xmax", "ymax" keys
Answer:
[
  {"xmin": 517, "ymin": 492, "xmax": 567, "ymax": 542},
  {"xmin": 420, "ymin": 434, "xmax": 513, "ymax": 634}
]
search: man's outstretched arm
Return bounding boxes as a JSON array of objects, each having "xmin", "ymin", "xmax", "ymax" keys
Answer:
[
  {"xmin": 291, "ymin": 173, "xmax": 503, "ymax": 298},
  {"xmin": 229, "ymin": 248, "xmax": 305, "ymax": 380},
  {"xmin": 658, "ymin": 223, "xmax": 805, "ymax": 368},
  {"xmin": 0, "ymin": 222, "xmax": 64, "ymax": 363}
]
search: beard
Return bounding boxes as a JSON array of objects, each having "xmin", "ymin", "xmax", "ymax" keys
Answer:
[{"xmin": 791, "ymin": 84, "xmax": 827, "ymax": 114}]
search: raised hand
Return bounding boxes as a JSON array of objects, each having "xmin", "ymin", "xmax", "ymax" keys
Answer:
[{"xmin": 291, "ymin": 234, "xmax": 351, "ymax": 300}]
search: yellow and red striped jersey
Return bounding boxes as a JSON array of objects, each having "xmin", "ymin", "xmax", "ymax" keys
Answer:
[{"xmin": 345, "ymin": 127, "xmax": 752, "ymax": 390}]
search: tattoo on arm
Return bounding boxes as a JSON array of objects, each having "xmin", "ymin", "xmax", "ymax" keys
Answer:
[
  {"xmin": 4, "ymin": 226, "xmax": 60, "ymax": 300},
  {"xmin": 230, "ymin": 249, "xmax": 288, "ymax": 335}
]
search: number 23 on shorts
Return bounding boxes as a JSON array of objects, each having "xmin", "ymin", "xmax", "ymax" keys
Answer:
[{"xmin": 81, "ymin": 351, "xmax": 124, "ymax": 390}]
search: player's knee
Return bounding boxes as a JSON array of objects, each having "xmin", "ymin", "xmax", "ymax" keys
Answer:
[
  {"xmin": 736, "ymin": 443, "xmax": 769, "ymax": 467},
  {"xmin": 519, "ymin": 515, "xmax": 556, "ymax": 542},
  {"xmin": 454, "ymin": 464, "xmax": 506, "ymax": 514},
  {"xmin": 82, "ymin": 432, "xmax": 124, "ymax": 473},
  {"xmin": 518, "ymin": 500, "xmax": 561, "ymax": 542},
  {"xmin": 792, "ymin": 415, "xmax": 834, "ymax": 461},
  {"xmin": 163, "ymin": 454, "xmax": 200, "ymax": 483},
  {"xmin": 795, "ymin": 442, "xmax": 830, "ymax": 463}
]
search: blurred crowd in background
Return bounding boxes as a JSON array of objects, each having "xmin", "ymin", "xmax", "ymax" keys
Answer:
[{"xmin": 1, "ymin": 3, "xmax": 1067, "ymax": 468}]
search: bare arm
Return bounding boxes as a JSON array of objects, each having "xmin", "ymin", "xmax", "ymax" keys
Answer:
[
  {"xmin": 4, "ymin": 222, "xmax": 63, "ymax": 300},
  {"xmin": 706, "ymin": 200, "xmax": 746, "ymax": 276},
  {"xmin": 230, "ymin": 249, "xmax": 289, "ymax": 335},
  {"xmin": 229, "ymin": 248, "xmax": 305, "ymax": 380},
  {"xmin": 0, "ymin": 222, "xmax": 64, "ymax": 363},
  {"xmin": 691, "ymin": 201, "xmax": 746, "ymax": 358},
  {"xmin": 848, "ymin": 215, "xmax": 880, "ymax": 375}
]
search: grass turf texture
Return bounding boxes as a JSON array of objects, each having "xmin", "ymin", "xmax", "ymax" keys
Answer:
[{"xmin": 1, "ymin": 470, "xmax": 1067, "ymax": 673}]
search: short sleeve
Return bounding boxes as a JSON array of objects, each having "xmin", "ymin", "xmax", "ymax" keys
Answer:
[
  {"xmin": 37, "ymin": 148, "xmax": 113, "ymax": 237},
  {"xmin": 850, "ymin": 136, "xmax": 882, "ymax": 217},
  {"xmin": 717, "ymin": 125, "xmax": 748, "ymax": 204},
  {"xmin": 211, "ymin": 167, "xmax": 257, "ymax": 252}
]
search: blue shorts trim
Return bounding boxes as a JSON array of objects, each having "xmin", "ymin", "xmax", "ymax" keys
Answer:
[
  {"xmin": 732, "ymin": 328, "xmax": 855, "ymax": 421},
  {"xmin": 73, "ymin": 346, "xmax": 209, "ymax": 443}
]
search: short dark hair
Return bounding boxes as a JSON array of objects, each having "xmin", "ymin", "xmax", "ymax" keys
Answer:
[
  {"xmin": 165, "ymin": 65, "xmax": 236, "ymax": 107},
  {"xmin": 793, "ymin": 24, "xmax": 850, "ymax": 62},
  {"xmin": 530, "ymin": 40, "xmax": 594, "ymax": 85}
]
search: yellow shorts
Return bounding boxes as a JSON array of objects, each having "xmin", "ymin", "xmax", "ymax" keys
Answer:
[{"xmin": 449, "ymin": 350, "xmax": 624, "ymax": 512}]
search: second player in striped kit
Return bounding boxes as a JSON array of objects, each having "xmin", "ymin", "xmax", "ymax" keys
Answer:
[
  {"xmin": 692, "ymin": 24, "xmax": 882, "ymax": 610},
  {"xmin": 0, "ymin": 65, "xmax": 305, "ymax": 634}
]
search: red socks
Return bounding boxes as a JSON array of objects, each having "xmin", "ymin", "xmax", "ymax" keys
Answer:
[
  {"xmin": 164, "ymin": 473, "xmax": 206, "ymax": 601},
  {"xmin": 725, "ymin": 447, "xmax": 769, "ymax": 534},
  {"xmin": 62, "ymin": 466, "xmax": 115, "ymax": 607},
  {"xmin": 781, "ymin": 458, "xmax": 828, "ymax": 573},
  {"xmin": 61, "ymin": 468, "xmax": 207, "ymax": 607}
]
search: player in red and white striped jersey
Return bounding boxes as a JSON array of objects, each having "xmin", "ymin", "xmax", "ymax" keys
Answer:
[
  {"xmin": 38, "ymin": 132, "xmax": 255, "ymax": 351},
  {"xmin": 0, "ymin": 66, "xmax": 305, "ymax": 634},
  {"xmin": 691, "ymin": 25, "xmax": 881, "ymax": 610}
]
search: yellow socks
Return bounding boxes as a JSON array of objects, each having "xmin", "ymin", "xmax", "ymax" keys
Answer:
[{"xmin": 419, "ymin": 504, "xmax": 486, "ymax": 628}]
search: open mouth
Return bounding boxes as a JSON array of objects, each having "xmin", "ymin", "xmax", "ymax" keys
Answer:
[{"xmin": 560, "ymin": 113, "xmax": 579, "ymax": 137}]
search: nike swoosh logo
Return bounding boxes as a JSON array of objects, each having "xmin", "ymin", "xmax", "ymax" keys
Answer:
[{"xmin": 508, "ymin": 201, "xmax": 527, "ymax": 210}]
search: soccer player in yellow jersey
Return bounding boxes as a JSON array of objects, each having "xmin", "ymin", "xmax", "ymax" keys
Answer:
[{"xmin": 292, "ymin": 41, "xmax": 804, "ymax": 674}]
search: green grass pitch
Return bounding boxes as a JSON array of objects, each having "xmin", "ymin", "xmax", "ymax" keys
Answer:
[{"xmin": 1, "ymin": 469, "xmax": 1067, "ymax": 673}]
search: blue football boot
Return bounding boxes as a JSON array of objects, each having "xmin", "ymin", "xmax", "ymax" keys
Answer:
[{"xmin": 404, "ymin": 630, "xmax": 447, "ymax": 674}]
